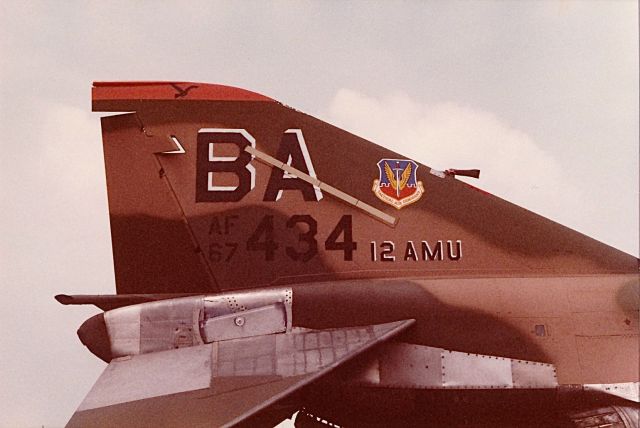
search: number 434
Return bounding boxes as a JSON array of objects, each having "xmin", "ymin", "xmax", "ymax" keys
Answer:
[{"xmin": 245, "ymin": 214, "xmax": 357, "ymax": 262}]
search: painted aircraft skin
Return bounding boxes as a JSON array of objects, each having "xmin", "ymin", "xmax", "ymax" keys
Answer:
[{"xmin": 57, "ymin": 82, "xmax": 639, "ymax": 427}]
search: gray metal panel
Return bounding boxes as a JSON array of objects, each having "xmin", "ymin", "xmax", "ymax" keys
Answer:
[
  {"xmin": 352, "ymin": 358, "xmax": 381, "ymax": 385},
  {"xmin": 511, "ymin": 359, "xmax": 558, "ymax": 388},
  {"xmin": 274, "ymin": 334, "xmax": 296, "ymax": 377},
  {"xmin": 104, "ymin": 296, "xmax": 204, "ymax": 357},
  {"xmin": 78, "ymin": 344, "xmax": 212, "ymax": 411},
  {"xmin": 103, "ymin": 289, "xmax": 293, "ymax": 358},
  {"xmin": 139, "ymin": 297, "xmax": 202, "ymax": 354},
  {"xmin": 212, "ymin": 323, "xmax": 406, "ymax": 378},
  {"xmin": 378, "ymin": 342, "xmax": 443, "ymax": 388},
  {"xmin": 104, "ymin": 305, "xmax": 141, "ymax": 357},
  {"xmin": 442, "ymin": 350, "xmax": 512, "ymax": 388},
  {"xmin": 354, "ymin": 342, "xmax": 560, "ymax": 390},
  {"xmin": 203, "ymin": 288, "xmax": 293, "ymax": 331},
  {"xmin": 138, "ymin": 296, "xmax": 201, "ymax": 322},
  {"xmin": 583, "ymin": 382, "xmax": 640, "ymax": 402},
  {"xmin": 214, "ymin": 334, "xmax": 277, "ymax": 377},
  {"xmin": 203, "ymin": 303, "xmax": 286, "ymax": 342}
]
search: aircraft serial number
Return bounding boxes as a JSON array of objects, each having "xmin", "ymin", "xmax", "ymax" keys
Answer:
[
  {"xmin": 207, "ymin": 214, "xmax": 463, "ymax": 263},
  {"xmin": 207, "ymin": 214, "xmax": 356, "ymax": 262}
]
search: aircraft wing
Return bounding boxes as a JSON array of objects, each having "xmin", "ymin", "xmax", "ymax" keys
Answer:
[{"xmin": 67, "ymin": 319, "xmax": 414, "ymax": 427}]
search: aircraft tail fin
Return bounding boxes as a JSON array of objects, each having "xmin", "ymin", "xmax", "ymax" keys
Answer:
[{"xmin": 92, "ymin": 81, "xmax": 638, "ymax": 294}]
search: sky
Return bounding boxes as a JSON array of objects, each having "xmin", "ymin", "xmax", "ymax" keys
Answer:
[{"xmin": 0, "ymin": 1, "xmax": 637, "ymax": 427}]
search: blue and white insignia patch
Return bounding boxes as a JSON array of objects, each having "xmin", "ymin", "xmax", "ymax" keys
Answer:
[{"xmin": 372, "ymin": 159, "xmax": 424, "ymax": 209}]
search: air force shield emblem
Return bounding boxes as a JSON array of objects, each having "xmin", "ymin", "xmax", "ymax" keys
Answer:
[{"xmin": 372, "ymin": 159, "xmax": 424, "ymax": 209}]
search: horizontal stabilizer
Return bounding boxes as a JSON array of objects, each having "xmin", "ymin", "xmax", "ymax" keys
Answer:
[
  {"xmin": 55, "ymin": 294, "xmax": 195, "ymax": 311},
  {"xmin": 66, "ymin": 319, "xmax": 414, "ymax": 427}
]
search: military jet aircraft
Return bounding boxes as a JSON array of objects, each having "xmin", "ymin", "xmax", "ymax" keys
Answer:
[{"xmin": 56, "ymin": 81, "xmax": 639, "ymax": 427}]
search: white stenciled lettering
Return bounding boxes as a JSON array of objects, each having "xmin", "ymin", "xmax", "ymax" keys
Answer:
[
  {"xmin": 381, "ymin": 241, "xmax": 395, "ymax": 261},
  {"xmin": 404, "ymin": 241, "xmax": 418, "ymax": 261},
  {"xmin": 422, "ymin": 240, "xmax": 443, "ymax": 261},
  {"xmin": 447, "ymin": 240, "xmax": 462, "ymax": 260},
  {"xmin": 197, "ymin": 129, "xmax": 256, "ymax": 201},
  {"xmin": 197, "ymin": 128, "xmax": 323, "ymax": 203},
  {"xmin": 264, "ymin": 129, "xmax": 323, "ymax": 202},
  {"xmin": 370, "ymin": 240, "xmax": 462, "ymax": 262}
]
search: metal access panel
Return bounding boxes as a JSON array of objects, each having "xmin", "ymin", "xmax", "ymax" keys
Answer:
[
  {"xmin": 377, "ymin": 342, "xmax": 443, "ymax": 388},
  {"xmin": 202, "ymin": 303, "xmax": 287, "ymax": 342},
  {"xmin": 442, "ymin": 350, "xmax": 512, "ymax": 388},
  {"xmin": 353, "ymin": 343, "xmax": 558, "ymax": 390}
]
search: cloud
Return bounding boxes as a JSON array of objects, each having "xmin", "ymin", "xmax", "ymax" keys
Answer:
[
  {"xmin": 0, "ymin": 101, "xmax": 113, "ymax": 427},
  {"xmin": 327, "ymin": 89, "xmax": 583, "ymax": 222},
  {"xmin": 38, "ymin": 103, "xmax": 104, "ymax": 195}
]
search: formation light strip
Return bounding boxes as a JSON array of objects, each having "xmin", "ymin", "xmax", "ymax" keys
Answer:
[{"xmin": 244, "ymin": 145, "xmax": 397, "ymax": 227}]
